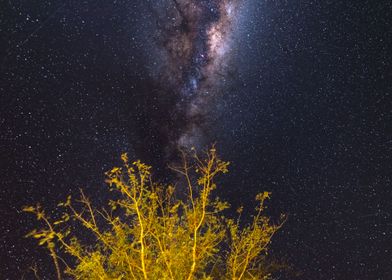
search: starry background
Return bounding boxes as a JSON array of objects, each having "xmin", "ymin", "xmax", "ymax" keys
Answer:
[{"xmin": 1, "ymin": 0, "xmax": 392, "ymax": 279}]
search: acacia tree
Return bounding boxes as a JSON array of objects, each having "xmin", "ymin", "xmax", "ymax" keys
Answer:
[{"xmin": 24, "ymin": 147, "xmax": 285, "ymax": 280}]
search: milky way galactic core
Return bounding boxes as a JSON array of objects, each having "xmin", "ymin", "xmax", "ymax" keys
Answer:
[{"xmin": 145, "ymin": 0, "xmax": 243, "ymax": 155}]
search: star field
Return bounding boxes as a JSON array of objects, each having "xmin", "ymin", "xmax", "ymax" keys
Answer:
[{"xmin": 1, "ymin": 0, "xmax": 392, "ymax": 279}]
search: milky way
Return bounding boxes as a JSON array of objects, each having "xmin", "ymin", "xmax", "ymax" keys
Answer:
[{"xmin": 147, "ymin": 0, "xmax": 242, "ymax": 157}]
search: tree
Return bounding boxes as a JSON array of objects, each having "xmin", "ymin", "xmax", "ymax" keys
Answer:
[{"xmin": 24, "ymin": 147, "xmax": 286, "ymax": 280}]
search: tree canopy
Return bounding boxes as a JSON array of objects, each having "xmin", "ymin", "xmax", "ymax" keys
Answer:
[{"xmin": 24, "ymin": 147, "xmax": 285, "ymax": 280}]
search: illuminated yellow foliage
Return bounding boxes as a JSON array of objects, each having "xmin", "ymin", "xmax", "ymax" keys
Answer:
[{"xmin": 24, "ymin": 147, "xmax": 285, "ymax": 280}]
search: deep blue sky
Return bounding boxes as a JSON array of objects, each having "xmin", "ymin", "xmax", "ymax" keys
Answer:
[{"xmin": 1, "ymin": 1, "xmax": 391, "ymax": 279}]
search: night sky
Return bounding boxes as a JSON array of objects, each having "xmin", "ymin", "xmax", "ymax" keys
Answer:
[{"xmin": 1, "ymin": 0, "xmax": 392, "ymax": 279}]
